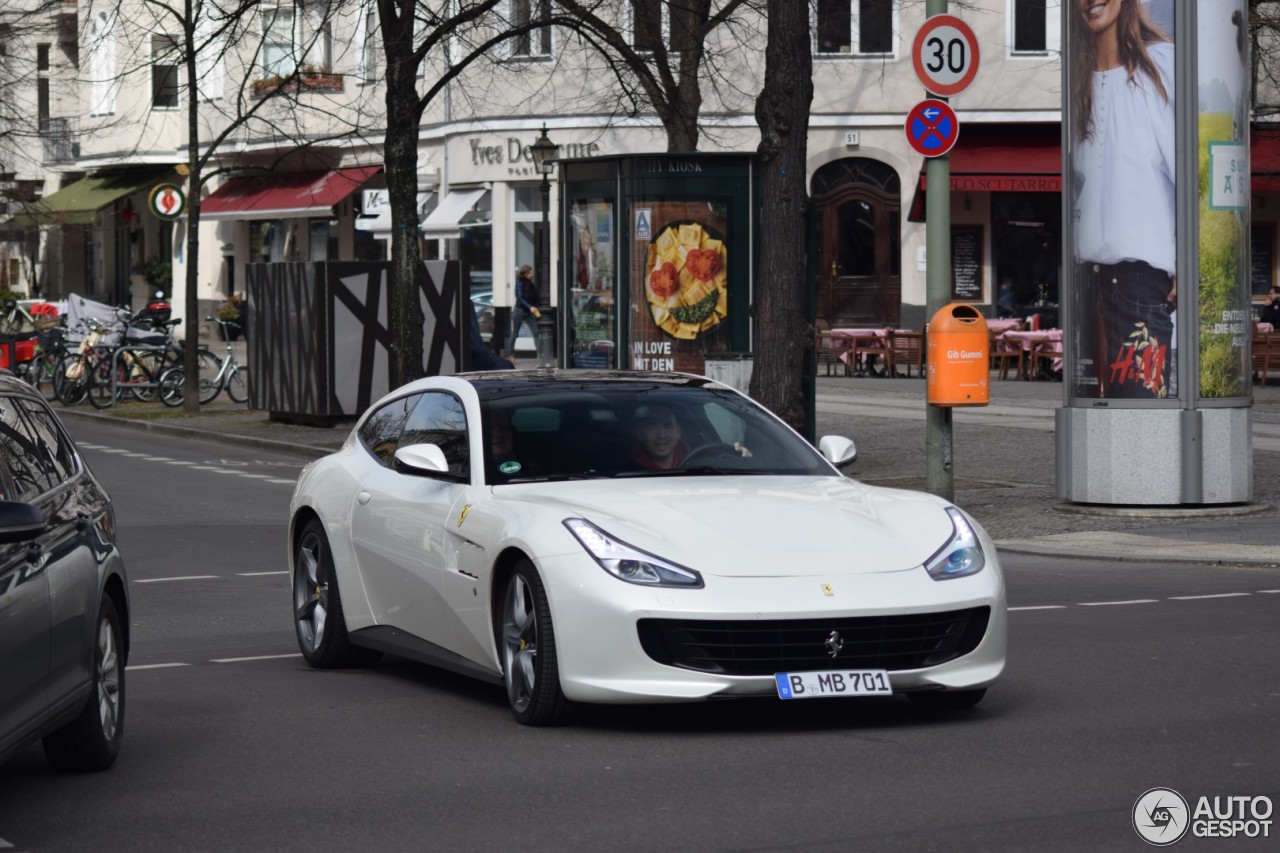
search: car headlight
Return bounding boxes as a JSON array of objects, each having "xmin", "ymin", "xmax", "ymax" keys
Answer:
[
  {"xmin": 923, "ymin": 508, "xmax": 986, "ymax": 580},
  {"xmin": 564, "ymin": 518, "xmax": 703, "ymax": 588}
]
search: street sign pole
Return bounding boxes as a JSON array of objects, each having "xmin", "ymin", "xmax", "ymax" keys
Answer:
[{"xmin": 924, "ymin": 0, "xmax": 953, "ymax": 502}]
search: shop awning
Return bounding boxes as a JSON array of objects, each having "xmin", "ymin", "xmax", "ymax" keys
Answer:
[
  {"xmin": 200, "ymin": 166, "xmax": 382, "ymax": 221},
  {"xmin": 907, "ymin": 125, "xmax": 1062, "ymax": 221},
  {"xmin": 1251, "ymin": 126, "xmax": 1280, "ymax": 191},
  {"xmin": 420, "ymin": 188, "xmax": 489, "ymax": 239},
  {"xmin": 11, "ymin": 167, "xmax": 175, "ymax": 227},
  {"xmin": 355, "ymin": 191, "xmax": 437, "ymax": 233}
]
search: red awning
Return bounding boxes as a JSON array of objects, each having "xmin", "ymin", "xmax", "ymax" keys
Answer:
[
  {"xmin": 200, "ymin": 166, "xmax": 382, "ymax": 220},
  {"xmin": 908, "ymin": 125, "xmax": 1061, "ymax": 221},
  {"xmin": 1252, "ymin": 127, "xmax": 1280, "ymax": 191}
]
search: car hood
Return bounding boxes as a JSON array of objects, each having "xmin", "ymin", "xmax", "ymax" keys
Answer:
[{"xmin": 499, "ymin": 476, "xmax": 958, "ymax": 577}]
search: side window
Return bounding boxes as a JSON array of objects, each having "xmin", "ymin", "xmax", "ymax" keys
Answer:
[
  {"xmin": 400, "ymin": 392, "xmax": 469, "ymax": 478},
  {"xmin": 0, "ymin": 398, "xmax": 56, "ymax": 499},
  {"xmin": 358, "ymin": 394, "xmax": 418, "ymax": 466},
  {"xmin": 16, "ymin": 400, "xmax": 79, "ymax": 483}
]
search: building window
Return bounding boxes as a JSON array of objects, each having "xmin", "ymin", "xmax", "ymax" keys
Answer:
[
  {"xmin": 359, "ymin": 0, "xmax": 379, "ymax": 83},
  {"xmin": 261, "ymin": 6, "xmax": 297, "ymax": 77},
  {"xmin": 816, "ymin": 0, "xmax": 896, "ymax": 57},
  {"xmin": 89, "ymin": 12, "xmax": 117, "ymax": 115},
  {"xmin": 507, "ymin": 0, "xmax": 552, "ymax": 58},
  {"xmin": 152, "ymin": 36, "xmax": 180, "ymax": 109},
  {"xmin": 1013, "ymin": 0, "xmax": 1047, "ymax": 53},
  {"xmin": 195, "ymin": 14, "xmax": 225, "ymax": 100},
  {"xmin": 37, "ymin": 43, "xmax": 50, "ymax": 71},
  {"xmin": 305, "ymin": 2, "xmax": 333, "ymax": 71}
]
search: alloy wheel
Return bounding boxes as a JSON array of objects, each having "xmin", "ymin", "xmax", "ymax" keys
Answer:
[
  {"xmin": 294, "ymin": 531, "xmax": 329, "ymax": 652},
  {"xmin": 502, "ymin": 573, "xmax": 538, "ymax": 713}
]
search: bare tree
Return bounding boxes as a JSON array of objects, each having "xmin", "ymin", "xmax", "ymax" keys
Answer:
[
  {"xmin": 550, "ymin": 0, "xmax": 761, "ymax": 152},
  {"xmin": 71, "ymin": 0, "xmax": 368, "ymax": 410},
  {"xmin": 748, "ymin": 0, "xmax": 810, "ymax": 431}
]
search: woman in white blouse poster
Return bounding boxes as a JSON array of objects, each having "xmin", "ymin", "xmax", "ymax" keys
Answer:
[{"xmin": 1069, "ymin": 0, "xmax": 1176, "ymax": 398}]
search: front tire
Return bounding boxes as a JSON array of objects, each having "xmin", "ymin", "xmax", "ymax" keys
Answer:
[
  {"xmin": 158, "ymin": 367, "xmax": 184, "ymax": 407},
  {"xmin": 293, "ymin": 519, "xmax": 380, "ymax": 668},
  {"xmin": 500, "ymin": 561, "xmax": 569, "ymax": 726},
  {"xmin": 43, "ymin": 596, "xmax": 126, "ymax": 771}
]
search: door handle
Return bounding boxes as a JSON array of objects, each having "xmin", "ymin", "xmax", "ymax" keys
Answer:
[
  {"xmin": 831, "ymin": 260, "xmax": 839, "ymax": 277},
  {"xmin": 357, "ymin": 491, "xmax": 372, "ymax": 506}
]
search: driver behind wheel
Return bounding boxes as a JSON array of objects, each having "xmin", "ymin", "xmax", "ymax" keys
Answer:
[{"xmin": 627, "ymin": 404, "xmax": 690, "ymax": 470}]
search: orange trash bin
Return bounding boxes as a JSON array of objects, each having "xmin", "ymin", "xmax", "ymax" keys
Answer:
[{"xmin": 926, "ymin": 303, "xmax": 990, "ymax": 407}]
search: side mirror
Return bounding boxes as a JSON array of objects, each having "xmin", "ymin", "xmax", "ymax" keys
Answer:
[
  {"xmin": 818, "ymin": 435, "xmax": 857, "ymax": 469},
  {"xmin": 0, "ymin": 500, "xmax": 47, "ymax": 544},
  {"xmin": 394, "ymin": 444, "xmax": 451, "ymax": 476}
]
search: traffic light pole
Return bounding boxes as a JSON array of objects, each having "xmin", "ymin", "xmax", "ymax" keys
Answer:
[{"xmin": 924, "ymin": 0, "xmax": 954, "ymax": 503}]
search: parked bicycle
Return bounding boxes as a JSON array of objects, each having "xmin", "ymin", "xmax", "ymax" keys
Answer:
[
  {"xmin": 17, "ymin": 325, "xmax": 71, "ymax": 401},
  {"xmin": 204, "ymin": 318, "xmax": 249, "ymax": 403}
]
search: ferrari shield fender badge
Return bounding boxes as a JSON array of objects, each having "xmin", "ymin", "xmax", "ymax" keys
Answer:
[
  {"xmin": 457, "ymin": 504, "xmax": 472, "ymax": 527},
  {"xmin": 822, "ymin": 584, "xmax": 834, "ymax": 596}
]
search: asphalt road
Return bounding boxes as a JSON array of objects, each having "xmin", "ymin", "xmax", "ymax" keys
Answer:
[{"xmin": 0, "ymin": 420, "xmax": 1276, "ymax": 852}]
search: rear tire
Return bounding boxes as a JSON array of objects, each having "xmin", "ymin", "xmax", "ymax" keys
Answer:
[
  {"xmin": 197, "ymin": 349, "xmax": 222, "ymax": 404},
  {"xmin": 42, "ymin": 596, "xmax": 125, "ymax": 771},
  {"xmin": 158, "ymin": 367, "xmax": 184, "ymax": 407},
  {"xmin": 86, "ymin": 360, "xmax": 121, "ymax": 409},
  {"xmin": 500, "ymin": 560, "xmax": 569, "ymax": 726},
  {"xmin": 293, "ymin": 519, "xmax": 381, "ymax": 668},
  {"xmin": 225, "ymin": 366, "xmax": 249, "ymax": 404}
]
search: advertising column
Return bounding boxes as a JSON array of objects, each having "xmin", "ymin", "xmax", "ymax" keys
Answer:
[{"xmin": 1058, "ymin": 0, "xmax": 1252, "ymax": 505}]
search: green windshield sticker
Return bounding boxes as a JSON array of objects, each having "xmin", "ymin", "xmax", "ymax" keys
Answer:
[{"xmin": 499, "ymin": 460, "xmax": 522, "ymax": 474}]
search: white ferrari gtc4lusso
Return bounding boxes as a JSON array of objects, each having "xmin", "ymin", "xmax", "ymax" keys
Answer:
[{"xmin": 288, "ymin": 370, "xmax": 1006, "ymax": 725}]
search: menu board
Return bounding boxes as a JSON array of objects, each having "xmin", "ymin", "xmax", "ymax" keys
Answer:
[
  {"xmin": 951, "ymin": 226, "xmax": 983, "ymax": 301},
  {"xmin": 1252, "ymin": 223, "xmax": 1273, "ymax": 295}
]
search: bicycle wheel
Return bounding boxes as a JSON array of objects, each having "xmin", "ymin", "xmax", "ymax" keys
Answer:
[
  {"xmin": 197, "ymin": 349, "xmax": 223, "ymax": 404},
  {"xmin": 225, "ymin": 366, "xmax": 249, "ymax": 404},
  {"xmin": 55, "ymin": 354, "xmax": 89, "ymax": 407},
  {"xmin": 33, "ymin": 355, "xmax": 61, "ymax": 401},
  {"xmin": 87, "ymin": 360, "xmax": 122, "ymax": 410},
  {"xmin": 158, "ymin": 367, "xmax": 184, "ymax": 407}
]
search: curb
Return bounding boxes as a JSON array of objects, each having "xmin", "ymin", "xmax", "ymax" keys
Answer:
[{"xmin": 56, "ymin": 407, "xmax": 340, "ymax": 460}]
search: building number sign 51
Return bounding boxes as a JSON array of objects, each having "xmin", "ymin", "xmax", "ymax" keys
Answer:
[{"xmin": 911, "ymin": 14, "xmax": 980, "ymax": 98}]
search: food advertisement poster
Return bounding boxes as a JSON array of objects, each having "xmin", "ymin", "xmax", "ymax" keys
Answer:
[{"xmin": 628, "ymin": 199, "xmax": 731, "ymax": 374}]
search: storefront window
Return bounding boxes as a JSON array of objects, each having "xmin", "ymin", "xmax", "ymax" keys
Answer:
[{"xmin": 569, "ymin": 199, "xmax": 615, "ymax": 368}]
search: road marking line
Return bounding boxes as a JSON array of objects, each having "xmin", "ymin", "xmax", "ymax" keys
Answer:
[
  {"xmin": 238, "ymin": 571, "xmax": 288, "ymax": 576},
  {"xmin": 1078, "ymin": 599, "xmax": 1158, "ymax": 606},
  {"xmin": 1009, "ymin": 605, "xmax": 1067, "ymax": 611},
  {"xmin": 209, "ymin": 468, "xmax": 243, "ymax": 474},
  {"xmin": 127, "ymin": 662, "xmax": 190, "ymax": 671},
  {"xmin": 1259, "ymin": 589, "xmax": 1280, "ymax": 594},
  {"xmin": 0, "ymin": 835, "xmax": 13, "ymax": 848},
  {"xmin": 120, "ymin": 452, "xmax": 151, "ymax": 458},
  {"xmin": 190, "ymin": 465, "xmax": 223, "ymax": 471},
  {"xmin": 148, "ymin": 456, "xmax": 175, "ymax": 462},
  {"xmin": 99, "ymin": 448, "xmax": 131, "ymax": 454},
  {"xmin": 238, "ymin": 473, "xmax": 278, "ymax": 479},
  {"xmin": 211, "ymin": 653, "xmax": 302, "ymax": 663},
  {"xmin": 1169, "ymin": 593, "xmax": 1252, "ymax": 600},
  {"xmin": 266, "ymin": 478, "xmax": 296, "ymax": 485},
  {"xmin": 163, "ymin": 460, "xmax": 196, "ymax": 465},
  {"xmin": 136, "ymin": 575, "xmax": 219, "ymax": 583}
]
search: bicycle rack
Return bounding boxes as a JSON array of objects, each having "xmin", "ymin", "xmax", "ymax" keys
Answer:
[{"xmin": 100, "ymin": 344, "xmax": 179, "ymax": 408}]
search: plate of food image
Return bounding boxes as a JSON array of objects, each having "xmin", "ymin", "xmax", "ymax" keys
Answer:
[{"xmin": 643, "ymin": 220, "xmax": 729, "ymax": 340}]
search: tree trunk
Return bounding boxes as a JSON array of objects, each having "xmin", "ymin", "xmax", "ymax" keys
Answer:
[
  {"xmin": 382, "ymin": 2, "xmax": 425, "ymax": 389},
  {"xmin": 750, "ymin": 0, "xmax": 813, "ymax": 432}
]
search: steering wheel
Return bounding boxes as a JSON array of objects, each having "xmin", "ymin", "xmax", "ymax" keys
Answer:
[{"xmin": 680, "ymin": 442, "xmax": 743, "ymax": 467}]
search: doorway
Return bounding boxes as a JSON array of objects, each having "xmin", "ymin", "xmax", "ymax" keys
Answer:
[{"xmin": 813, "ymin": 158, "xmax": 901, "ymax": 329}]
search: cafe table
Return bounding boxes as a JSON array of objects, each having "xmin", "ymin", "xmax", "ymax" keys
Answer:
[{"xmin": 999, "ymin": 328, "xmax": 1064, "ymax": 379}]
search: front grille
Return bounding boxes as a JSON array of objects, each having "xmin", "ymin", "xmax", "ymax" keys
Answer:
[{"xmin": 637, "ymin": 607, "xmax": 990, "ymax": 676}]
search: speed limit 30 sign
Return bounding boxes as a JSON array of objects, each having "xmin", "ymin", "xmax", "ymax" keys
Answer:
[{"xmin": 912, "ymin": 14, "xmax": 980, "ymax": 97}]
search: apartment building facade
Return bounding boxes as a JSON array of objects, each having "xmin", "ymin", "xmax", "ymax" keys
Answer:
[{"xmin": 2, "ymin": 0, "xmax": 1276, "ymax": 346}]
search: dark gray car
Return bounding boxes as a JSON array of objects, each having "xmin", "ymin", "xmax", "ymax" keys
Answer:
[{"xmin": 0, "ymin": 372, "xmax": 129, "ymax": 771}]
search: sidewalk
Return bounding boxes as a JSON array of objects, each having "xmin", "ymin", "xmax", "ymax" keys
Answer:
[{"xmin": 53, "ymin": 370, "xmax": 1280, "ymax": 568}]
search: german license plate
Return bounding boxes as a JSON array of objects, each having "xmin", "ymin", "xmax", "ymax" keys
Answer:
[{"xmin": 774, "ymin": 669, "xmax": 892, "ymax": 700}]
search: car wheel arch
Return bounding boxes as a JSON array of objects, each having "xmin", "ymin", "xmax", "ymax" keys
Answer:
[{"xmin": 102, "ymin": 573, "xmax": 130, "ymax": 665}]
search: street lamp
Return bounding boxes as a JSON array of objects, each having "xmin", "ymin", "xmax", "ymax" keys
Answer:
[{"xmin": 530, "ymin": 124, "xmax": 557, "ymax": 368}]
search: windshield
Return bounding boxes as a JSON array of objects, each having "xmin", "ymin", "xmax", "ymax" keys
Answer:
[{"xmin": 476, "ymin": 381, "xmax": 830, "ymax": 484}]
